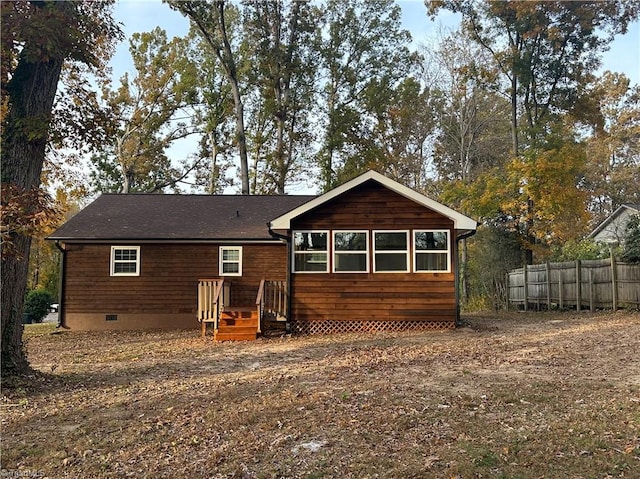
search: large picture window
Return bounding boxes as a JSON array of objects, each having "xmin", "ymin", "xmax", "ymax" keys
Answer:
[
  {"xmin": 219, "ymin": 246, "xmax": 242, "ymax": 276},
  {"xmin": 110, "ymin": 246, "xmax": 140, "ymax": 276},
  {"xmin": 293, "ymin": 231, "xmax": 328, "ymax": 272},
  {"xmin": 333, "ymin": 231, "xmax": 368, "ymax": 273},
  {"xmin": 414, "ymin": 230, "xmax": 450, "ymax": 272},
  {"xmin": 373, "ymin": 231, "xmax": 409, "ymax": 272}
]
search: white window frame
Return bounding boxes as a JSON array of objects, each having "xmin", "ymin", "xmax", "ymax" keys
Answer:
[
  {"xmin": 110, "ymin": 246, "xmax": 141, "ymax": 277},
  {"xmin": 292, "ymin": 230, "xmax": 329, "ymax": 273},
  {"xmin": 413, "ymin": 230, "xmax": 451, "ymax": 273},
  {"xmin": 332, "ymin": 230, "xmax": 369, "ymax": 273},
  {"xmin": 373, "ymin": 230, "xmax": 410, "ymax": 273},
  {"xmin": 219, "ymin": 246, "xmax": 243, "ymax": 276}
]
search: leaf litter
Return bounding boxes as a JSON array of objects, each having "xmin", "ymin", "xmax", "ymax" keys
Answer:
[{"xmin": 2, "ymin": 311, "xmax": 639, "ymax": 478}]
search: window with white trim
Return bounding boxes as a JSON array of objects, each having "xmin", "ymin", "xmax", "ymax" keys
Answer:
[
  {"xmin": 414, "ymin": 230, "xmax": 450, "ymax": 272},
  {"xmin": 219, "ymin": 246, "xmax": 242, "ymax": 276},
  {"xmin": 373, "ymin": 231, "xmax": 409, "ymax": 272},
  {"xmin": 333, "ymin": 231, "xmax": 368, "ymax": 273},
  {"xmin": 110, "ymin": 246, "xmax": 140, "ymax": 276},
  {"xmin": 293, "ymin": 231, "xmax": 328, "ymax": 272}
]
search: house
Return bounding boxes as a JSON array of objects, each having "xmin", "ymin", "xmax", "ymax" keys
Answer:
[
  {"xmin": 589, "ymin": 204, "xmax": 640, "ymax": 245},
  {"xmin": 48, "ymin": 171, "xmax": 477, "ymax": 339}
]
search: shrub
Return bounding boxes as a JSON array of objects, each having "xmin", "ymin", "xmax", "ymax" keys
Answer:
[
  {"xmin": 621, "ymin": 214, "xmax": 640, "ymax": 263},
  {"xmin": 24, "ymin": 289, "xmax": 53, "ymax": 323}
]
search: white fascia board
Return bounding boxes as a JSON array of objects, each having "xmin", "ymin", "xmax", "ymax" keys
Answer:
[
  {"xmin": 270, "ymin": 170, "xmax": 477, "ymax": 231},
  {"xmin": 588, "ymin": 204, "xmax": 639, "ymax": 239}
]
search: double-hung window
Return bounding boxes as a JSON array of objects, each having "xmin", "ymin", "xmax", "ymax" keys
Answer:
[
  {"xmin": 110, "ymin": 246, "xmax": 140, "ymax": 276},
  {"xmin": 220, "ymin": 246, "xmax": 242, "ymax": 276},
  {"xmin": 333, "ymin": 231, "xmax": 368, "ymax": 273},
  {"xmin": 293, "ymin": 231, "xmax": 328, "ymax": 272},
  {"xmin": 414, "ymin": 230, "xmax": 450, "ymax": 272},
  {"xmin": 373, "ymin": 231, "xmax": 409, "ymax": 272}
]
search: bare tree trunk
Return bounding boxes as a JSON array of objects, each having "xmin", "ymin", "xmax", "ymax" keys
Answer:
[{"xmin": 1, "ymin": 42, "xmax": 64, "ymax": 378}]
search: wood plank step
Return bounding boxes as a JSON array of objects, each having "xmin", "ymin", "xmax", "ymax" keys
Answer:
[
  {"xmin": 220, "ymin": 309, "xmax": 259, "ymax": 321},
  {"xmin": 214, "ymin": 331, "xmax": 257, "ymax": 341},
  {"xmin": 219, "ymin": 317, "xmax": 258, "ymax": 327},
  {"xmin": 216, "ymin": 326, "xmax": 258, "ymax": 334}
]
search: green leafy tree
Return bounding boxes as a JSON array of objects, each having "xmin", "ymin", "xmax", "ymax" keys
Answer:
[
  {"xmin": 580, "ymin": 72, "xmax": 640, "ymax": 227},
  {"xmin": 92, "ymin": 28, "xmax": 199, "ymax": 193},
  {"xmin": 428, "ymin": 1, "xmax": 640, "ymax": 264},
  {"xmin": 549, "ymin": 238, "xmax": 612, "ymax": 262},
  {"xmin": 621, "ymin": 215, "xmax": 640, "ymax": 263},
  {"xmin": 168, "ymin": 0, "xmax": 251, "ymax": 194},
  {"xmin": 242, "ymin": 0, "xmax": 320, "ymax": 194},
  {"xmin": 318, "ymin": 0, "xmax": 417, "ymax": 190},
  {"xmin": 1, "ymin": 0, "xmax": 121, "ymax": 377}
]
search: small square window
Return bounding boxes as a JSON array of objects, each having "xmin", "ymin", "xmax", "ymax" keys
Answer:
[
  {"xmin": 110, "ymin": 246, "xmax": 140, "ymax": 276},
  {"xmin": 220, "ymin": 246, "xmax": 242, "ymax": 276}
]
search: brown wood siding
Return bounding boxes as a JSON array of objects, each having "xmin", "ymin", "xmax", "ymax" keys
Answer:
[
  {"xmin": 62, "ymin": 242, "xmax": 286, "ymax": 330},
  {"xmin": 291, "ymin": 181, "xmax": 456, "ymax": 325}
]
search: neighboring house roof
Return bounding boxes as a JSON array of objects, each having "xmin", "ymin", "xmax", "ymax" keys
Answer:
[
  {"xmin": 269, "ymin": 170, "xmax": 478, "ymax": 232},
  {"xmin": 588, "ymin": 204, "xmax": 640, "ymax": 244},
  {"xmin": 48, "ymin": 194, "xmax": 316, "ymax": 242}
]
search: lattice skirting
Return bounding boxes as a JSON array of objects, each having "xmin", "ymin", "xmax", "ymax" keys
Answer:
[{"xmin": 290, "ymin": 319, "xmax": 455, "ymax": 335}]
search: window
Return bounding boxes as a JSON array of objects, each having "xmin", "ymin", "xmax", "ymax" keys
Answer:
[
  {"xmin": 414, "ymin": 230, "xmax": 450, "ymax": 272},
  {"xmin": 110, "ymin": 246, "xmax": 140, "ymax": 276},
  {"xmin": 293, "ymin": 231, "xmax": 328, "ymax": 272},
  {"xmin": 333, "ymin": 231, "xmax": 368, "ymax": 273},
  {"xmin": 373, "ymin": 231, "xmax": 409, "ymax": 272},
  {"xmin": 219, "ymin": 246, "xmax": 242, "ymax": 276}
]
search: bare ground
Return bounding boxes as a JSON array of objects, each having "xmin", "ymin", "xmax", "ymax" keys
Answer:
[{"xmin": 2, "ymin": 311, "xmax": 639, "ymax": 478}]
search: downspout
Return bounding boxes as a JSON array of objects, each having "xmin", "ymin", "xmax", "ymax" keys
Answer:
[
  {"xmin": 268, "ymin": 224, "xmax": 293, "ymax": 334},
  {"xmin": 455, "ymin": 228, "xmax": 477, "ymax": 327},
  {"xmin": 54, "ymin": 241, "xmax": 67, "ymax": 329}
]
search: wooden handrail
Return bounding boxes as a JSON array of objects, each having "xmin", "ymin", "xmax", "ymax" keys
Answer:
[
  {"xmin": 256, "ymin": 278, "xmax": 266, "ymax": 306},
  {"xmin": 198, "ymin": 278, "xmax": 224, "ymax": 337}
]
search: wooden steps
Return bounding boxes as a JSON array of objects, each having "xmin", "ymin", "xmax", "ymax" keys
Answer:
[{"xmin": 213, "ymin": 307, "xmax": 259, "ymax": 341}]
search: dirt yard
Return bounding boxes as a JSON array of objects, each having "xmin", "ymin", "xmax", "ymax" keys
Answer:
[{"xmin": 2, "ymin": 311, "xmax": 639, "ymax": 478}]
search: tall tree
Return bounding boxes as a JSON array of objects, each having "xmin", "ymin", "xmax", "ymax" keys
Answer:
[
  {"xmin": 426, "ymin": 30, "xmax": 510, "ymax": 186},
  {"xmin": 318, "ymin": 0, "xmax": 417, "ymax": 190},
  {"xmin": 189, "ymin": 33, "xmax": 236, "ymax": 194},
  {"xmin": 91, "ymin": 28, "xmax": 199, "ymax": 193},
  {"xmin": 168, "ymin": 0, "xmax": 251, "ymax": 194},
  {"xmin": 242, "ymin": 0, "xmax": 320, "ymax": 194},
  {"xmin": 1, "ymin": 0, "xmax": 121, "ymax": 377},
  {"xmin": 428, "ymin": 0, "xmax": 640, "ymax": 262},
  {"xmin": 580, "ymin": 72, "xmax": 640, "ymax": 226},
  {"xmin": 429, "ymin": 0, "xmax": 640, "ymax": 154}
]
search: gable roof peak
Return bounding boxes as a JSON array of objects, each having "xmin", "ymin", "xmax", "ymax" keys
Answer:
[{"xmin": 270, "ymin": 169, "xmax": 477, "ymax": 231}]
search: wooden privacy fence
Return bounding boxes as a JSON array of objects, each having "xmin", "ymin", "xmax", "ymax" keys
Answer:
[{"xmin": 508, "ymin": 258, "xmax": 640, "ymax": 311}]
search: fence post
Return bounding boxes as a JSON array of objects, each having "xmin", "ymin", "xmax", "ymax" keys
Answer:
[
  {"xmin": 505, "ymin": 273, "xmax": 510, "ymax": 311},
  {"xmin": 589, "ymin": 269, "xmax": 594, "ymax": 312},
  {"xmin": 611, "ymin": 251, "xmax": 618, "ymax": 311},
  {"xmin": 576, "ymin": 260, "xmax": 582, "ymax": 312},
  {"xmin": 523, "ymin": 264, "xmax": 528, "ymax": 312},
  {"xmin": 546, "ymin": 261, "xmax": 552, "ymax": 310},
  {"xmin": 559, "ymin": 274, "xmax": 564, "ymax": 310}
]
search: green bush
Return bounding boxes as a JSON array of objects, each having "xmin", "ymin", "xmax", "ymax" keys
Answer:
[
  {"xmin": 622, "ymin": 214, "xmax": 640, "ymax": 263},
  {"xmin": 24, "ymin": 289, "xmax": 53, "ymax": 323}
]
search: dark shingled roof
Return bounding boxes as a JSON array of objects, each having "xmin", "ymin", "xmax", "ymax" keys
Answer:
[{"xmin": 49, "ymin": 194, "xmax": 316, "ymax": 241}]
